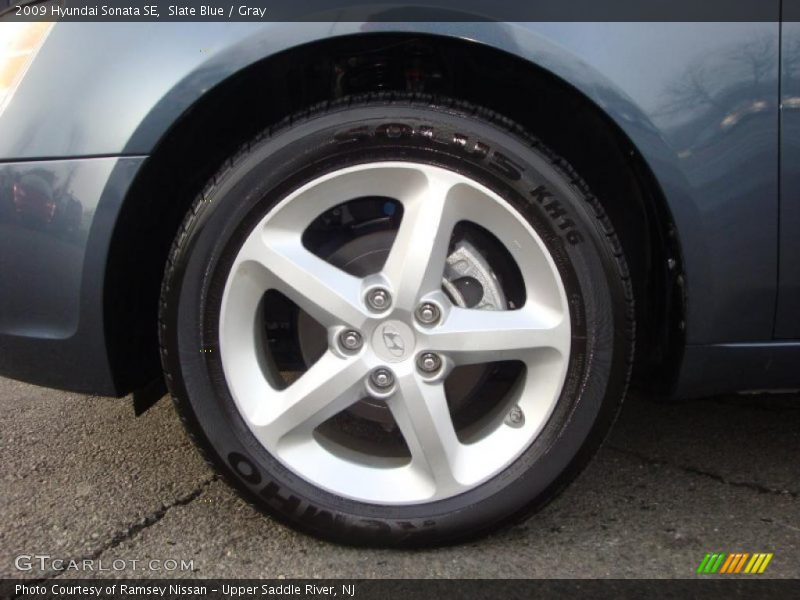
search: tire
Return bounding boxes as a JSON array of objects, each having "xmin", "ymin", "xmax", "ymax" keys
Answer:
[{"xmin": 159, "ymin": 94, "xmax": 634, "ymax": 547}]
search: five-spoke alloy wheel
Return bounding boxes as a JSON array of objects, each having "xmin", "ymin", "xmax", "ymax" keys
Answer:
[
  {"xmin": 219, "ymin": 162, "xmax": 571, "ymax": 504},
  {"xmin": 160, "ymin": 96, "xmax": 634, "ymax": 546}
]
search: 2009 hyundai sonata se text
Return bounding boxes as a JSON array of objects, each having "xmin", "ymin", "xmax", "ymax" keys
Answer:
[{"xmin": 0, "ymin": 15, "xmax": 798, "ymax": 546}]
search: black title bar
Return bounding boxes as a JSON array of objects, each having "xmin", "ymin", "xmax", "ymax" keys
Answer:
[{"xmin": 0, "ymin": 0, "xmax": 790, "ymax": 22}]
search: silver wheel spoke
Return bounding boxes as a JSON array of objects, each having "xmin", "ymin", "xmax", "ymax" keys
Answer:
[
  {"xmin": 388, "ymin": 375, "xmax": 464, "ymax": 493},
  {"xmin": 254, "ymin": 351, "xmax": 366, "ymax": 446},
  {"xmin": 382, "ymin": 169, "xmax": 459, "ymax": 311},
  {"xmin": 238, "ymin": 231, "xmax": 367, "ymax": 329},
  {"xmin": 428, "ymin": 305, "xmax": 570, "ymax": 366}
]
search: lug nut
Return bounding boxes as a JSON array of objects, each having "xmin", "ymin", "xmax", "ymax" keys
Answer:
[
  {"xmin": 417, "ymin": 352, "xmax": 442, "ymax": 374},
  {"xmin": 338, "ymin": 329, "xmax": 363, "ymax": 352},
  {"xmin": 369, "ymin": 368, "xmax": 395, "ymax": 390},
  {"xmin": 366, "ymin": 288, "xmax": 391, "ymax": 312},
  {"xmin": 415, "ymin": 302, "xmax": 441, "ymax": 325}
]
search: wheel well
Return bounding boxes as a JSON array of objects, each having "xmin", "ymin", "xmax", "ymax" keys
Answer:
[{"xmin": 104, "ymin": 33, "xmax": 685, "ymax": 395}]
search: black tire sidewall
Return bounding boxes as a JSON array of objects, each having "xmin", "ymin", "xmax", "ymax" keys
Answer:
[{"xmin": 161, "ymin": 100, "xmax": 632, "ymax": 546}]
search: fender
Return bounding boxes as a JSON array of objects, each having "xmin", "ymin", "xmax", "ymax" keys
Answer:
[{"xmin": 0, "ymin": 20, "xmax": 780, "ymax": 347}]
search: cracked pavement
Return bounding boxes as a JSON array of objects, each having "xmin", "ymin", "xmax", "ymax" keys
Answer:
[{"xmin": 1, "ymin": 377, "xmax": 798, "ymax": 579}]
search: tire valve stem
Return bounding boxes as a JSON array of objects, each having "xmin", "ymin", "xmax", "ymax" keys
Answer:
[{"xmin": 505, "ymin": 405, "xmax": 525, "ymax": 428}]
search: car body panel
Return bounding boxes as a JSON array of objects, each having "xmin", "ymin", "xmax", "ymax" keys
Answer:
[
  {"xmin": 674, "ymin": 342, "xmax": 800, "ymax": 398},
  {"xmin": 0, "ymin": 157, "xmax": 145, "ymax": 392},
  {"xmin": 0, "ymin": 18, "xmax": 795, "ymax": 396},
  {"xmin": 776, "ymin": 19, "xmax": 800, "ymax": 338},
  {"xmin": 0, "ymin": 157, "xmax": 116, "ymax": 338}
]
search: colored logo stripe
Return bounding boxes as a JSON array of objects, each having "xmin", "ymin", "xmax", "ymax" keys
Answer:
[
  {"xmin": 697, "ymin": 553, "xmax": 726, "ymax": 573},
  {"xmin": 719, "ymin": 553, "xmax": 749, "ymax": 573},
  {"xmin": 744, "ymin": 553, "xmax": 774, "ymax": 574},
  {"xmin": 719, "ymin": 554, "xmax": 736, "ymax": 573},
  {"xmin": 697, "ymin": 552, "xmax": 773, "ymax": 574}
]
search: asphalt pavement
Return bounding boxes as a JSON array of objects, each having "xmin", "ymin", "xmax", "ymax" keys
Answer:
[{"xmin": 1, "ymin": 376, "xmax": 797, "ymax": 579}]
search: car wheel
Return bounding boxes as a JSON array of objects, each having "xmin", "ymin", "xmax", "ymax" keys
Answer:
[{"xmin": 159, "ymin": 94, "xmax": 634, "ymax": 546}]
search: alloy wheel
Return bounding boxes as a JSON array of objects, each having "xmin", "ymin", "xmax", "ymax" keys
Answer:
[{"xmin": 218, "ymin": 162, "xmax": 571, "ymax": 504}]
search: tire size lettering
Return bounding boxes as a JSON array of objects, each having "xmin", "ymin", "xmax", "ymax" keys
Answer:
[
  {"xmin": 334, "ymin": 123, "xmax": 520, "ymax": 179},
  {"xmin": 335, "ymin": 122, "xmax": 583, "ymax": 245},
  {"xmin": 228, "ymin": 451, "xmax": 262, "ymax": 484},
  {"xmin": 529, "ymin": 185, "xmax": 584, "ymax": 245}
]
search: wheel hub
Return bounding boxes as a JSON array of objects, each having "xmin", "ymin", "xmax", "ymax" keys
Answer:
[
  {"xmin": 371, "ymin": 320, "xmax": 415, "ymax": 362},
  {"xmin": 296, "ymin": 230, "xmax": 499, "ymax": 428}
]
